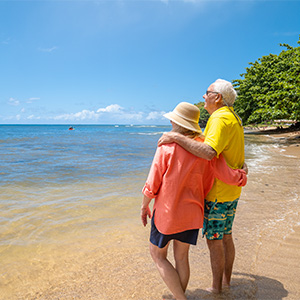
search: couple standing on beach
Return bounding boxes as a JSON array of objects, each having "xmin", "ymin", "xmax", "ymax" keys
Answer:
[{"xmin": 141, "ymin": 79, "xmax": 247, "ymax": 299}]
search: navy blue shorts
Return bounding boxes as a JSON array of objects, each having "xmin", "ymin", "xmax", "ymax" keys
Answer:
[{"xmin": 150, "ymin": 211, "xmax": 199, "ymax": 249}]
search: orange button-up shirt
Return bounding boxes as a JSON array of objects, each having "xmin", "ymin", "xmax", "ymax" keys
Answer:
[{"xmin": 142, "ymin": 140, "xmax": 247, "ymax": 235}]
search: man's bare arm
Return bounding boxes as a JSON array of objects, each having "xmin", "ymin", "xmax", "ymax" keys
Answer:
[{"xmin": 157, "ymin": 132, "xmax": 216, "ymax": 160}]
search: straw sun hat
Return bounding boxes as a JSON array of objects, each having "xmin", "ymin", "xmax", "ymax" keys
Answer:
[{"xmin": 164, "ymin": 102, "xmax": 202, "ymax": 134}]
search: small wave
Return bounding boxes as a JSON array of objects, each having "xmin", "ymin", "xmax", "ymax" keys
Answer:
[
  {"xmin": 282, "ymin": 154, "xmax": 298, "ymax": 158},
  {"xmin": 133, "ymin": 125, "xmax": 158, "ymax": 128},
  {"xmin": 131, "ymin": 132, "xmax": 165, "ymax": 136}
]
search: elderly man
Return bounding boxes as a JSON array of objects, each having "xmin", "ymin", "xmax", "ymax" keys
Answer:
[{"xmin": 158, "ymin": 79, "xmax": 245, "ymax": 293}]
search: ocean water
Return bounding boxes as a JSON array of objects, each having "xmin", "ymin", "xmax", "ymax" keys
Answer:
[
  {"xmin": 0, "ymin": 125, "xmax": 166, "ymax": 185},
  {"xmin": 0, "ymin": 125, "xmax": 299, "ymax": 299},
  {"xmin": 0, "ymin": 124, "xmax": 168, "ymax": 244}
]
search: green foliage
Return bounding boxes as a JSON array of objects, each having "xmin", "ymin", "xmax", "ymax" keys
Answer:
[
  {"xmin": 233, "ymin": 36, "xmax": 300, "ymax": 125},
  {"xmin": 195, "ymin": 102, "xmax": 210, "ymax": 127}
]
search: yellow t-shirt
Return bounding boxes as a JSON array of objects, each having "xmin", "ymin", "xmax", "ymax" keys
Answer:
[{"xmin": 204, "ymin": 106, "xmax": 245, "ymax": 202}]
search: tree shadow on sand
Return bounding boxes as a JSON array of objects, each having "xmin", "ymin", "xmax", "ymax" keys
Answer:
[{"xmin": 162, "ymin": 272, "xmax": 288, "ymax": 300}]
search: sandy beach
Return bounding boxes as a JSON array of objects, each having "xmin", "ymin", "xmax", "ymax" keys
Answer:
[{"xmin": 2, "ymin": 129, "xmax": 300, "ymax": 300}]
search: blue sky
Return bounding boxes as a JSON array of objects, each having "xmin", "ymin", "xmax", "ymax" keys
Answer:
[{"xmin": 1, "ymin": 0, "xmax": 299, "ymax": 125}]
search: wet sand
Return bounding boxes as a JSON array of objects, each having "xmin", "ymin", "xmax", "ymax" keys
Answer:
[{"xmin": 2, "ymin": 131, "xmax": 300, "ymax": 300}]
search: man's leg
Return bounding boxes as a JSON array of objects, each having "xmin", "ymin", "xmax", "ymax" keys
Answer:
[
  {"xmin": 222, "ymin": 234, "xmax": 235, "ymax": 287},
  {"xmin": 150, "ymin": 242, "xmax": 187, "ymax": 300},
  {"xmin": 222, "ymin": 199, "xmax": 238, "ymax": 287},
  {"xmin": 206, "ymin": 239, "xmax": 225, "ymax": 293},
  {"xmin": 173, "ymin": 240, "xmax": 190, "ymax": 292}
]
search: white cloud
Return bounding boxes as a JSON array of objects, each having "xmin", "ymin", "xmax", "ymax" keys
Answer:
[
  {"xmin": 8, "ymin": 98, "xmax": 20, "ymax": 106},
  {"xmin": 38, "ymin": 46, "xmax": 58, "ymax": 52},
  {"xmin": 27, "ymin": 97, "xmax": 40, "ymax": 103},
  {"xmin": 13, "ymin": 103, "xmax": 168, "ymax": 124},
  {"xmin": 54, "ymin": 109, "xmax": 100, "ymax": 121},
  {"xmin": 52, "ymin": 106, "xmax": 143, "ymax": 123},
  {"xmin": 1, "ymin": 98, "xmax": 169, "ymax": 124},
  {"xmin": 97, "ymin": 104, "xmax": 123, "ymax": 113},
  {"xmin": 146, "ymin": 111, "xmax": 166, "ymax": 120},
  {"xmin": 121, "ymin": 111, "xmax": 144, "ymax": 121},
  {"xmin": 29, "ymin": 115, "xmax": 40, "ymax": 120}
]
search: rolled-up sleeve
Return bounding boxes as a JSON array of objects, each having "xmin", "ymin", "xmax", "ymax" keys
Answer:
[{"xmin": 142, "ymin": 145, "xmax": 171, "ymax": 199}]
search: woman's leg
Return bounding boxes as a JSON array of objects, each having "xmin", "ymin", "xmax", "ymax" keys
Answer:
[
  {"xmin": 150, "ymin": 242, "xmax": 187, "ymax": 300},
  {"xmin": 173, "ymin": 240, "xmax": 190, "ymax": 292}
]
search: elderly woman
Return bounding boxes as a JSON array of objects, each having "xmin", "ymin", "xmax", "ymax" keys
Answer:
[{"xmin": 141, "ymin": 102, "xmax": 247, "ymax": 300}]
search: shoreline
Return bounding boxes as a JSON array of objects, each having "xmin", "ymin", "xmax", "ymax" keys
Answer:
[
  {"xmin": 244, "ymin": 127, "xmax": 300, "ymax": 144},
  {"xmin": 36, "ymin": 136, "xmax": 300, "ymax": 299},
  {"xmin": 1, "ymin": 129, "xmax": 300, "ymax": 300}
]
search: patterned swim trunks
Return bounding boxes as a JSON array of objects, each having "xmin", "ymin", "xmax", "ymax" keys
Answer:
[{"xmin": 202, "ymin": 198, "xmax": 239, "ymax": 240}]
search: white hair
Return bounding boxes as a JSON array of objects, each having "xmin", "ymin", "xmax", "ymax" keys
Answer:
[
  {"xmin": 212, "ymin": 79, "xmax": 237, "ymax": 106},
  {"xmin": 171, "ymin": 122, "xmax": 200, "ymax": 139}
]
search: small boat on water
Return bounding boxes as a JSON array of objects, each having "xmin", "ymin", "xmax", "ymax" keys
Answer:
[{"xmin": 68, "ymin": 126, "xmax": 75, "ymax": 130}]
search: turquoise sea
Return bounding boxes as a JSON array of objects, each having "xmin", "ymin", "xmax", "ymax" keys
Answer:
[
  {"xmin": 1, "ymin": 125, "xmax": 299, "ymax": 299},
  {"xmin": 0, "ymin": 125, "xmax": 167, "ymax": 186}
]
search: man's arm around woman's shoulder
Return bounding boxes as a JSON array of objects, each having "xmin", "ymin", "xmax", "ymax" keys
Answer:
[{"xmin": 158, "ymin": 132, "xmax": 216, "ymax": 160}]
